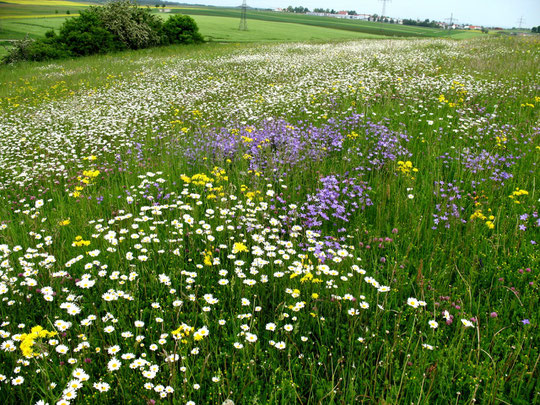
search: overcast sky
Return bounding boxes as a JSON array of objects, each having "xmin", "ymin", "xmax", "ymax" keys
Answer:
[{"xmin": 168, "ymin": 0, "xmax": 540, "ymax": 28}]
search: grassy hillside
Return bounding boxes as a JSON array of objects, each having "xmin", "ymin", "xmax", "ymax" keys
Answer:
[
  {"xmin": 0, "ymin": 17, "xmax": 68, "ymax": 40},
  {"xmin": 163, "ymin": 6, "xmax": 477, "ymax": 39},
  {"xmin": 0, "ymin": 1, "xmax": 87, "ymax": 17},
  {"xmin": 172, "ymin": 15, "xmax": 386, "ymax": 42}
]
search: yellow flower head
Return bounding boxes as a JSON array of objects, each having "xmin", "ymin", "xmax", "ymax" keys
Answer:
[{"xmin": 232, "ymin": 242, "xmax": 248, "ymax": 254}]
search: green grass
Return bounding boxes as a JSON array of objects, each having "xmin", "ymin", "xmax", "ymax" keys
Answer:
[
  {"xmin": 182, "ymin": 15, "xmax": 386, "ymax": 42},
  {"xmin": 0, "ymin": 17, "xmax": 70, "ymax": 39},
  {"xmin": 0, "ymin": 2, "xmax": 86, "ymax": 17},
  {"xmin": 0, "ymin": 36, "xmax": 537, "ymax": 404}
]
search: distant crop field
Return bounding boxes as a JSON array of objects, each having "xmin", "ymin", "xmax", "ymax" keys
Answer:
[
  {"xmin": 0, "ymin": 2, "xmax": 85, "ymax": 17},
  {"xmin": 173, "ymin": 15, "xmax": 386, "ymax": 42},
  {"xmin": 0, "ymin": 0, "xmax": 86, "ymax": 5},
  {"xmin": 159, "ymin": 7, "xmax": 482, "ymax": 39},
  {"xmin": 0, "ymin": 17, "xmax": 70, "ymax": 40}
]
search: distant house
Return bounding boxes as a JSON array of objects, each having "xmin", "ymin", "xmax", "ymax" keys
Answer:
[
  {"xmin": 158, "ymin": 8, "xmax": 171, "ymax": 13},
  {"xmin": 306, "ymin": 12, "xmax": 372, "ymax": 21}
]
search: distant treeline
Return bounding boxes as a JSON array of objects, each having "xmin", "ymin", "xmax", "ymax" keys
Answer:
[{"xmin": 402, "ymin": 19, "xmax": 439, "ymax": 28}]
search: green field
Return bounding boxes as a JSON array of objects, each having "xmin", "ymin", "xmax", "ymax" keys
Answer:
[
  {"xmin": 0, "ymin": 2, "xmax": 483, "ymax": 45},
  {"xmin": 0, "ymin": 1, "xmax": 87, "ymax": 17},
  {"xmin": 0, "ymin": 35, "xmax": 538, "ymax": 404},
  {"xmin": 179, "ymin": 15, "xmax": 386, "ymax": 42},
  {"xmin": 0, "ymin": 17, "xmax": 68, "ymax": 40},
  {"xmin": 162, "ymin": 6, "xmax": 480, "ymax": 39}
]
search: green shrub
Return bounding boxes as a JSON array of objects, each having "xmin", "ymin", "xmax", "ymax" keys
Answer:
[
  {"xmin": 58, "ymin": 8, "xmax": 121, "ymax": 56},
  {"xmin": 162, "ymin": 14, "xmax": 204, "ymax": 45},
  {"xmin": 95, "ymin": 0, "xmax": 163, "ymax": 50},
  {"xmin": 1, "ymin": 36, "xmax": 70, "ymax": 64}
]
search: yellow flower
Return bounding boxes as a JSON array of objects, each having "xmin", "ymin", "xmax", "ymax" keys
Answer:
[
  {"xmin": 59, "ymin": 219, "xmax": 71, "ymax": 226},
  {"xmin": 18, "ymin": 326, "xmax": 56, "ymax": 357},
  {"xmin": 203, "ymin": 251, "xmax": 213, "ymax": 266},
  {"xmin": 232, "ymin": 242, "xmax": 248, "ymax": 254},
  {"xmin": 82, "ymin": 169, "xmax": 100, "ymax": 178}
]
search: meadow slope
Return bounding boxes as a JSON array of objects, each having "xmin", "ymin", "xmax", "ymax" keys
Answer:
[{"xmin": 0, "ymin": 37, "xmax": 538, "ymax": 404}]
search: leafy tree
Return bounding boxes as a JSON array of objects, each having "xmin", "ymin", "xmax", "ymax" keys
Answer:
[
  {"xmin": 161, "ymin": 14, "xmax": 203, "ymax": 44},
  {"xmin": 59, "ymin": 8, "xmax": 120, "ymax": 56},
  {"xmin": 95, "ymin": 0, "xmax": 162, "ymax": 49}
]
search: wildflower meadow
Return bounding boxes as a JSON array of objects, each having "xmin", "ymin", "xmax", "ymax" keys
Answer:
[{"xmin": 0, "ymin": 37, "xmax": 538, "ymax": 404}]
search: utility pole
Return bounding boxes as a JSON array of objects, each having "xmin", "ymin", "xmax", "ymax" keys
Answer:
[
  {"xmin": 445, "ymin": 13, "xmax": 458, "ymax": 28},
  {"xmin": 239, "ymin": 0, "xmax": 248, "ymax": 31},
  {"xmin": 380, "ymin": 0, "xmax": 391, "ymax": 19},
  {"xmin": 517, "ymin": 16, "xmax": 524, "ymax": 29}
]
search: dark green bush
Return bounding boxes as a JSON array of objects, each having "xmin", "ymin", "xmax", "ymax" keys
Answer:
[
  {"xmin": 161, "ymin": 14, "xmax": 203, "ymax": 45},
  {"xmin": 58, "ymin": 8, "xmax": 121, "ymax": 56},
  {"xmin": 1, "ymin": 36, "xmax": 70, "ymax": 64}
]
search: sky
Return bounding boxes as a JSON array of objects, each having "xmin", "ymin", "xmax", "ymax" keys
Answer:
[{"xmin": 167, "ymin": 0, "xmax": 540, "ymax": 28}]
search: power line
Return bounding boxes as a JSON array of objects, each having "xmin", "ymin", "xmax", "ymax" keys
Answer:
[
  {"xmin": 239, "ymin": 0, "xmax": 248, "ymax": 31},
  {"xmin": 445, "ymin": 13, "xmax": 458, "ymax": 26},
  {"xmin": 380, "ymin": 0, "xmax": 391, "ymax": 18},
  {"xmin": 516, "ymin": 16, "xmax": 525, "ymax": 29}
]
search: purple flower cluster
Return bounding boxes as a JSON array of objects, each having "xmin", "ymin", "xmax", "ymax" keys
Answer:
[
  {"xmin": 181, "ymin": 114, "xmax": 411, "ymax": 176},
  {"xmin": 461, "ymin": 150, "xmax": 520, "ymax": 185},
  {"xmin": 298, "ymin": 174, "xmax": 372, "ymax": 230},
  {"xmin": 438, "ymin": 149, "xmax": 520, "ymax": 186},
  {"xmin": 184, "ymin": 119, "xmax": 346, "ymax": 175},
  {"xmin": 517, "ymin": 211, "xmax": 539, "ymax": 232},
  {"xmin": 432, "ymin": 181, "xmax": 466, "ymax": 230}
]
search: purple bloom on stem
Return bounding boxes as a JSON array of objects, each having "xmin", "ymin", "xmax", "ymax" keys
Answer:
[{"xmin": 521, "ymin": 319, "xmax": 530, "ymax": 325}]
